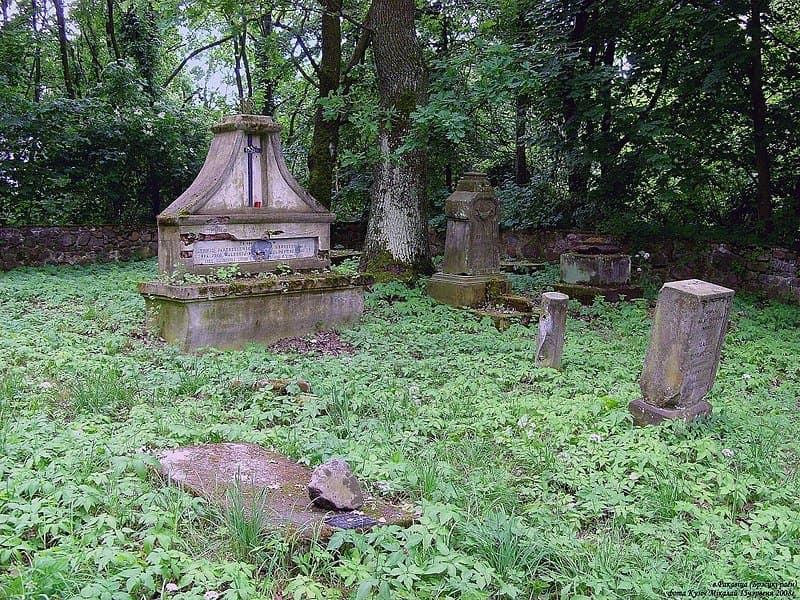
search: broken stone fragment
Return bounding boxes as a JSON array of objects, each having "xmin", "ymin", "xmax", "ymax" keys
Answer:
[{"xmin": 308, "ymin": 458, "xmax": 364, "ymax": 510}]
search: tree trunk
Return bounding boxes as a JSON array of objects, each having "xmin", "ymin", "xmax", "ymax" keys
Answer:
[
  {"xmin": 361, "ymin": 0, "xmax": 432, "ymax": 277},
  {"xmin": 561, "ymin": 0, "xmax": 593, "ymax": 225},
  {"xmin": 31, "ymin": 0, "xmax": 42, "ymax": 101},
  {"xmin": 256, "ymin": 10, "xmax": 277, "ymax": 115},
  {"xmin": 240, "ymin": 28, "xmax": 253, "ymax": 98},
  {"xmin": 233, "ymin": 36, "xmax": 244, "ymax": 102},
  {"xmin": 106, "ymin": 0, "xmax": 121, "ymax": 61},
  {"xmin": 746, "ymin": 0, "xmax": 773, "ymax": 233},
  {"xmin": 53, "ymin": 0, "xmax": 75, "ymax": 99},
  {"xmin": 514, "ymin": 93, "xmax": 530, "ymax": 185},
  {"xmin": 307, "ymin": 0, "xmax": 343, "ymax": 208}
]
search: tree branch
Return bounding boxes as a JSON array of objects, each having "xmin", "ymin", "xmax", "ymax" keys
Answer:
[
  {"xmin": 165, "ymin": 34, "xmax": 235, "ymax": 87},
  {"xmin": 273, "ymin": 19, "xmax": 320, "ymax": 73}
]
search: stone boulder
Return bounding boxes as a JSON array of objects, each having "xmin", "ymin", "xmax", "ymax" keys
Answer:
[{"xmin": 308, "ymin": 458, "xmax": 364, "ymax": 511}]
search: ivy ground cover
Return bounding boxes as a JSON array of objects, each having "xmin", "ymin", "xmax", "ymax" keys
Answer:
[{"xmin": 0, "ymin": 260, "xmax": 799, "ymax": 599}]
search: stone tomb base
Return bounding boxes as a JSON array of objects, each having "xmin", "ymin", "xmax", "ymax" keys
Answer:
[
  {"xmin": 158, "ymin": 443, "xmax": 414, "ymax": 540},
  {"xmin": 427, "ymin": 273, "xmax": 510, "ymax": 308},
  {"xmin": 138, "ymin": 274, "xmax": 367, "ymax": 351},
  {"xmin": 628, "ymin": 398, "xmax": 713, "ymax": 426}
]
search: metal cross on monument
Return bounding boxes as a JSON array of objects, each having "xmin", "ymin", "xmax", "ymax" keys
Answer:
[{"xmin": 244, "ymin": 134, "xmax": 263, "ymax": 207}]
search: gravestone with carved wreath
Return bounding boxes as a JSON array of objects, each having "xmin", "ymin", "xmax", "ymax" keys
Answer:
[{"xmin": 138, "ymin": 114, "xmax": 367, "ymax": 351}]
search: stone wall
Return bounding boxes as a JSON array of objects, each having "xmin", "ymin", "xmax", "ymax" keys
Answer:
[
  {"xmin": 2, "ymin": 224, "xmax": 797, "ymax": 305},
  {"xmin": 490, "ymin": 229, "xmax": 799, "ymax": 305},
  {"xmin": 0, "ymin": 226, "xmax": 158, "ymax": 271}
]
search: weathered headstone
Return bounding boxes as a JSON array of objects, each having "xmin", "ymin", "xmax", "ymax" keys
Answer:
[
  {"xmin": 427, "ymin": 173, "xmax": 509, "ymax": 307},
  {"xmin": 138, "ymin": 114, "xmax": 368, "ymax": 351},
  {"xmin": 158, "ymin": 443, "xmax": 413, "ymax": 539},
  {"xmin": 535, "ymin": 292, "xmax": 569, "ymax": 369},
  {"xmin": 629, "ymin": 279, "xmax": 735, "ymax": 425}
]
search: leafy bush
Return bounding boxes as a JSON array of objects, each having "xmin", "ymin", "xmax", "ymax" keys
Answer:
[{"xmin": 0, "ymin": 85, "xmax": 213, "ymax": 226}]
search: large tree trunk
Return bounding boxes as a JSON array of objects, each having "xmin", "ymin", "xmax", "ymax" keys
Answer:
[
  {"xmin": 307, "ymin": 0, "xmax": 343, "ymax": 208},
  {"xmin": 746, "ymin": 0, "xmax": 773, "ymax": 233},
  {"xmin": 361, "ymin": 0, "xmax": 432, "ymax": 276},
  {"xmin": 53, "ymin": 0, "xmax": 75, "ymax": 98}
]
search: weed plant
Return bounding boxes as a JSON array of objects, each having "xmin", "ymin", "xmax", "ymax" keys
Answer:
[{"xmin": 0, "ymin": 261, "xmax": 798, "ymax": 598}]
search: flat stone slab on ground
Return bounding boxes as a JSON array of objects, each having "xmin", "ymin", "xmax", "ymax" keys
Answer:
[{"xmin": 157, "ymin": 443, "xmax": 413, "ymax": 539}]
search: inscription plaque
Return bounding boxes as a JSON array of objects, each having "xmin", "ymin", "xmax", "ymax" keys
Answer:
[{"xmin": 194, "ymin": 237, "xmax": 317, "ymax": 265}]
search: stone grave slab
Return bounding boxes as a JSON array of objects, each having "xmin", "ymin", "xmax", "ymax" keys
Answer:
[
  {"xmin": 630, "ymin": 279, "xmax": 735, "ymax": 425},
  {"xmin": 158, "ymin": 443, "xmax": 414, "ymax": 540}
]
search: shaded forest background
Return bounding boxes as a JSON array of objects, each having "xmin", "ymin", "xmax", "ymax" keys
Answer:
[{"xmin": 1, "ymin": 0, "xmax": 798, "ymax": 244}]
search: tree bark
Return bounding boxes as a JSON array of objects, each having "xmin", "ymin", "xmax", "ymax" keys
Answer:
[
  {"xmin": 53, "ymin": 0, "xmax": 75, "ymax": 99},
  {"xmin": 746, "ymin": 0, "xmax": 773, "ymax": 233},
  {"xmin": 307, "ymin": 0, "xmax": 343, "ymax": 208},
  {"xmin": 361, "ymin": 0, "xmax": 432, "ymax": 276}
]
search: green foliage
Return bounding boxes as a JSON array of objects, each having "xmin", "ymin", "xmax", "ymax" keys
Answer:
[
  {"xmin": 0, "ymin": 260, "xmax": 799, "ymax": 597},
  {"xmin": 0, "ymin": 95, "xmax": 213, "ymax": 225}
]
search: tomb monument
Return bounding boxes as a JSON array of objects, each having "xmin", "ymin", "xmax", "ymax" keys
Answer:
[{"xmin": 138, "ymin": 114, "xmax": 367, "ymax": 351}]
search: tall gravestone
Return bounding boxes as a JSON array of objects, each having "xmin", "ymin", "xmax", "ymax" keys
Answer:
[
  {"xmin": 138, "ymin": 114, "xmax": 368, "ymax": 351},
  {"xmin": 629, "ymin": 279, "xmax": 735, "ymax": 425},
  {"xmin": 427, "ymin": 173, "xmax": 509, "ymax": 307}
]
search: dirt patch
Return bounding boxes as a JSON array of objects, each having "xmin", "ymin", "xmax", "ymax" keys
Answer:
[{"xmin": 269, "ymin": 330, "xmax": 355, "ymax": 356}]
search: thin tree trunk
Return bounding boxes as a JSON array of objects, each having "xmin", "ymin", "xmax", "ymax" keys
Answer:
[
  {"xmin": 514, "ymin": 93, "xmax": 530, "ymax": 185},
  {"xmin": 233, "ymin": 37, "xmax": 244, "ymax": 103},
  {"xmin": 240, "ymin": 28, "xmax": 253, "ymax": 98},
  {"xmin": 257, "ymin": 10, "xmax": 277, "ymax": 115},
  {"xmin": 562, "ymin": 0, "xmax": 593, "ymax": 225},
  {"xmin": 31, "ymin": 0, "xmax": 42, "ymax": 101},
  {"xmin": 307, "ymin": 0, "xmax": 343, "ymax": 208},
  {"xmin": 106, "ymin": 0, "xmax": 121, "ymax": 61},
  {"xmin": 82, "ymin": 21, "xmax": 104, "ymax": 81},
  {"xmin": 747, "ymin": 0, "xmax": 773, "ymax": 233},
  {"xmin": 361, "ymin": 0, "xmax": 432, "ymax": 276},
  {"xmin": 53, "ymin": 0, "xmax": 75, "ymax": 99}
]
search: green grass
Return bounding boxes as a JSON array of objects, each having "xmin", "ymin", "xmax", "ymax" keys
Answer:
[{"xmin": 0, "ymin": 260, "xmax": 799, "ymax": 599}]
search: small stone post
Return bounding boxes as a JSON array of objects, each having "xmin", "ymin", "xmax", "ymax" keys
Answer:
[
  {"xmin": 629, "ymin": 279, "xmax": 734, "ymax": 426},
  {"xmin": 535, "ymin": 292, "xmax": 569, "ymax": 369}
]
